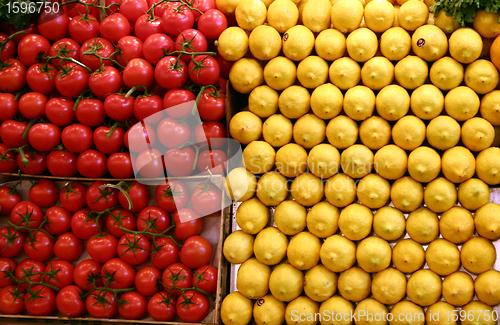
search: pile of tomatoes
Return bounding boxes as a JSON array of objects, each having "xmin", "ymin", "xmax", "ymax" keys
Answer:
[
  {"xmin": 0, "ymin": 177, "xmax": 222, "ymax": 321},
  {"xmin": 0, "ymin": 0, "xmax": 232, "ymax": 179}
]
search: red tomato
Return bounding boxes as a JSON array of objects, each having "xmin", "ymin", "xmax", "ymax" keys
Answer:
[
  {"xmin": 164, "ymin": 147, "xmax": 195, "ymax": 177},
  {"xmin": 175, "ymin": 29, "xmax": 208, "ymax": 62},
  {"xmin": 119, "ymin": 182, "xmax": 149, "ymax": 213},
  {"xmin": 26, "ymin": 63, "xmax": 57, "ymax": 94},
  {"xmin": 188, "ymin": 55, "xmax": 220, "ymax": 85},
  {"xmin": 28, "ymin": 123, "xmax": 61, "ymax": 152},
  {"xmin": 86, "ymin": 289, "xmax": 118, "ymax": 318},
  {"xmin": 89, "ymin": 66, "xmax": 123, "ymax": 99},
  {"xmin": 147, "ymin": 291, "xmax": 176, "ymax": 321},
  {"xmin": 28, "ymin": 179, "xmax": 58, "ymax": 208},
  {"xmin": 106, "ymin": 208, "xmax": 136, "ymax": 238},
  {"xmin": 163, "ymin": 89, "xmax": 196, "ymax": 119},
  {"xmin": 100, "ymin": 13, "xmax": 131, "ymax": 43},
  {"xmin": 10, "ymin": 201, "xmax": 43, "ymax": 230},
  {"xmin": 173, "ymin": 208, "xmax": 204, "ymax": 241},
  {"xmin": 45, "ymin": 97, "xmax": 76, "ymax": 126},
  {"xmin": 104, "ymin": 94, "xmax": 134, "ymax": 122},
  {"xmin": 198, "ymin": 9, "xmax": 228, "ymax": 40},
  {"xmin": 0, "ymin": 187, "xmax": 21, "ymax": 216},
  {"xmin": 86, "ymin": 181, "xmax": 118, "ymax": 212},
  {"xmin": 15, "ymin": 259, "xmax": 44, "ymax": 288},
  {"xmin": 74, "ymin": 259, "xmax": 102, "ymax": 291},
  {"xmin": 125, "ymin": 123, "xmax": 156, "ymax": 153},
  {"xmin": 17, "ymin": 34, "xmax": 50, "ymax": 66},
  {"xmin": 137, "ymin": 206, "xmax": 170, "ymax": 237},
  {"xmin": 155, "ymin": 180, "xmax": 189, "ymax": 212},
  {"xmin": 162, "ymin": 263, "xmax": 193, "ymax": 296},
  {"xmin": 102, "ymin": 258, "xmax": 136, "ymax": 289},
  {"xmin": 45, "ymin": 207, "xmax": 72, "ymax": 235},
  {"xmin": 134, "ymin": 94, "xmax": 164, "ymax": 123},
  {"xmin": 49, "ymin": 38, "xmax": 81, "ymax": 67},
  {"xmin": 25, "ymin": 285, "xmax": 57, "ymax": 316},
  {"xmin": 55, "ymin": 63, "xmax": 89, "ymax": 98},
  {"xmin": 107, "ymin": 152, "xmax": 134, "ymax": 179},
  {"xmin": 47, "ymin": 151, "xmax": 78, "ymax": 177},
  {"xmin": 194, "ymin": 121, "xmax": 227, "ymax": 149},
  {"xmin": 117, "ymin": 36, "xmax": 144, "ymax": 66},
  {"xmin": 87, "ymin": 233, "xmax": 118, "ymax": 263},
  {"xmin": 135, "ymin": 15, "xmax": 163, "ymax": 42},
  {"xmin": 143, "ymin": 33, "xmax": 174, "ymax": 64},
  {"xmin": 180, "ymin": 236, "xmax": 213, "ymax": 269},
  {"xmin": 71, "ymin": 209, "xmax": 102, "ymax": 241},
  {"xmin": 19, "ymin": 92, "xmax": 47, "ymax": 119},
  {"xmin": 60, "ymin": 182, "xmax": 87, "ymax": 212},
  {"xmin": 0, "ymin": 59, "xmax": 27, "ymax": 93},
  {"xmin": 68, "ymin": 14, "xmax": 100, "ymax": 44},
  {"xmin": 17, "ymin": 151, "xmax": 47, "ymax": 175},
  {"xmin": 75, "ymin": 98, "xmax": 107, "ymax": 127},
  {"xmin": 117, "ymin": 233, "xmax": 151, "ymax": 265},
  {"xmin": 93, "ymin": 125, "xmax": 125, "ymax": 155},
  {"xmin": 0, "ymin": 33, "xmax": 16, "ymax": 61},
  {"xmin": 157, "ymin": 117, "xmax": 191, "ymax": 149},
  {"xmin": 56, "ymin": 285, "xmax": 86, "ymax": 317},
  {"xmin": 105, "ymin": 0, "xmax": 122, "ymax": 15},
  {"xmin": 162, "ymin": 3, "xmax": 194, "ymax": 37},
  {"xmin": 63, "ymin": 0, "xmax": 99, "ymax": 17},
  {"xmin": 24, "ymin": 231, "xmax": 54, "ymax": 262},
  {"xmin": 0, "ymin": 257, "xmax": 15, "ymax": 288},
  {"xmin": 119, "ymin": 291, "xmax": 148, "ymax": 319},
  {"xmin": 197, "ymin": 87, "xmax": 226, "ymax": 121},
  {"xmin": 215, "ymin": 53, "xmax": 233, "ymax": 79},
  {"xmin": 0, "ymin": 94, "xmax": 18, "ymax": 123},
  {"xmin": 135, "ymin": 148, "xmax": 165, "ymax": 179},
  {"xmin": 191, "ymin": 181, "xmax": 222, "ymax": 216},
  {"xmin": 123, "ymin": 58, "xmax": 154, "ymax": 88},
  {"xmin": 197, "ymin": 149, "xmax": 228, "ymax": 175},
  {"xmin": 155, "ymin": 56, "xmax": 188, "ymax": 89},
  {"xmin": 0, "ymin": 144, "xmax": 17, "ymax": 173},
  {"xmin": 176, "ymin": 291, "xmax": 209, "ymax": 322},
  {"xmin": 120, "ymin": 0, "xmax": 148, "ymax": 24},
  {"xmin": 135, "ymin": 266, "xmax": 161, "ymax": 296},
  {"xmin": 0, "ymin": 285, "xmax": 25, "ymax": 315},
  {"xmin": 192, "ymin": 0, "xmax": 216, "ymax": 19},
  {"xmin": 77, "ymin": 150, "xmax": 108, "ymax": 178},
  {"xmin": 0, "ymin": 120, "xmax": 28, "ymax": 149},
  {"xmin": 0, "ymin": 227, "xmax": 23, "ymax": 258},
  {"xmin": 44, "ymin": 259, "xmax": 75, "ymax": 289},
  {"xmin": 62, "ymin": 124, "xmax": 95, "ymax": 154},
  {"xmin": 38, "ymin": 6, "xmax": 70, "ymax": 41},
  {"xmin": 80, "ymin": 38, "xmax": 115, "ymax": 71},
  {"xmin": 54, "ymin": 232, "xmax": 83, "ymax": 261},
  {"xmin": 151, "ymin": 237, "xmax": 181, "ymax": 269}
]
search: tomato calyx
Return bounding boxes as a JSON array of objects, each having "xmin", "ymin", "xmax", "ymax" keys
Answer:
[
  {"xmin": 15, "ymin": 267, "xmax": 60, "ymax": 293},
  {"xmin": 0, "ymin": 227, "xmax": 24, "ymax": 255},
  {"xmin": 160, "ymin": 184, "xmax": 183, "ymax": 199},
  {"xmin": 0, "ymin": 144, "xmax": 31, "ymax": 168},
  {"xmin": 83, "ymin": 39, "xmax": 124, "ymax": 70}
]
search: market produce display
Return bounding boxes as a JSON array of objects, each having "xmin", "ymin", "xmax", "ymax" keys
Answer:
[
  {"xmin": 0, "ymin": 177, "xmax": 222, "ymax": 322},
  {"xmin": 219, "ymin": 0, "xmax": 500, "ymax": 324}
]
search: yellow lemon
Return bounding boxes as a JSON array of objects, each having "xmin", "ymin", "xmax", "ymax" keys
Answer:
[
  {"xmin": 429, "ymin": 56, "xmax": 464, "ymax": 90},
  {"xmin": 361, "ymin": 56, "xmax": 394, "ymax": 90},
  {"xmin": 346, "ymin": 28, "xmax": 378, "ymax": 62},
  {"xmin": 461, "ymin": 302, "xmax": 497, "ymax": 325},
  {"xmin": 287, "ymin": 232, "xmax": 321, "ymax": 270},
  {"xmin": 473, "ymin": 10, "xmax": 500, "ymax": 38},
  {"xmin": 274, "ymin": 200, "xmax": 307, "ymax": 235},
  {"xmin": 464, "ymin": 59, "xmax": 499, "ymax": 94},
  {"xmin": 475, "ymin": 203, "xmax": 500, "ymax": 240},
  {"xmin": 331, "ymin": 0, "xmax": 364, "ymax": 33},
  {"xmin": 410, "ymin": 84, "xmax": 444, "ymax": 119},
  {"xmin": 218, "ymin": 27, "xmax": 249, "ymax": 61},
  {"xmin": 302, "ymin": 0, "xmax": 332, "ymax": 32},
  {"xmin": 229, "ymin": 58, "xmax": 264, "ymax": 94},
  {"xmin": 249, "ymin": 85, "xmax": 279, "ymax": 118},
  {"xmin": 320, "ymin": 235, "xmax": 356, "ymax": 272},
  {"xmin": 380, "ymin": 27, "xmax": 411, "ymax": 60},
  {"xmin": 411, "ymin": 24, "xmax": 448, "ymax": 61},
  {"xmin": 243, "ymin": 141, "xmax": 275, "ymax": 174},
  {"xmin": 275, "ymin": 143, "xmax": 307, "ymax": 178},
  {"xmin": 475, "ymin": 270, "xmax": 500, "ymax": 306},
  {"xmin": 326, "ymin": 116, "xmax": 358, "ymax": 149},
  {"xmin": 310, "ymin": 83, "xmax": 343, "ymax": 119},
  {"xmin": 407, "ymin": 206, "xmax": 440, "ymax": 242},
  {"xmin": 304, "ymin": 265, "xmax": 337, "ymax": 302},
  {"xmin": 324, "ymin": 173, "xmax": 356, "ymax": 207},
  {"xmin": 354, "ymin": 298, "xmax": 389, "ymax": 325},
  {"xmin": 408, "ymin": 146, "xmax": 441, "ymax": 183},
  {"xmin": 315, "ymin": 29, "xmax": 346, "ymax": 61},
  {"xmin": 480, "ymin": 90, "xmax": 500, "ymax": 126},
  {"xmin": 461, "ymin": 236, "xmax": 497, "ymax": 274},
  {"xmin": 307, "ymin": 144, "xmax": 340, "ymax": 179},
  {"xmin": 434, "ymin": 10, "xmax": 460, "ymax": 34},
  {"xmin": 424, "ymin": 177, "xmax": 458, "ymax": 213},
  {"xmin": 364, "ymin": 0, "xmax": 395, "ymax": 32},
  {"xmin": 340, "ymin": 144, "xmax": 373, "ymax": 179},
  {"xmin": 269, "ymin": 263, "xmax": 304, "ymax": 301},
  {"xmin": 338, "ymin": 203, "xmax": 373, "ymax": 241},
  {"xmin": 440, "ymin": 207, "xmax": 475, "ymax": 244},
  {"xmin": 253, "ymin": 295, "xmax": 285, "ymax": 325},
  {"xmin": 338, "ymin": 267, "xmax": 371, "ymax": 302},
  {"xmin": 319, "ymin": 296, "xmax": 354, "ymax": 325},
  {"xmin": 392, "ymin": 115, "xmax": 426, "ymax": 150},
  {"xmin": 374, "ymin": 145, "xmax": 407, "ymax": 180},
  {"xmin": 441, "ymin": 146, "xmax": 475, "ymax": 183},
  {"xmin": 236, "ymin": 197, "xmax": 269, "ymax": 234},
  {"xmin": 390, "ymin": 176, "xmax": 423, "ymax": 212},
  {"xmin": 391, "ymin": 301, "xmax": 425, "ymax": 325},
  {"xmin": 221, "ymin": 292, "xmax": 253, "ymax": 325},
  {"xmin": 407, "ymin": 270, "xmax": 442, "ymax": 307},
  {"xmin": 359, "ymin": 116, "xmax": 391, "ymax": 150},
  {"xmin": 425, "ymin": 302, "xmax": 456, "ymax": 325},
  {"xmin": 237, "ymin": 258, "xmax": 271, "ymax": 299},
  {"xmin": 293, "ymin": 114, "xmax": 326, "ymax": 149},
  {"xmin": 225, "ymin": 167, "xmax": 258, "ymax": 201},
  {"xmin": 297, "ymin": 56, "xmax": 329, "ymax": 89},
  {"xmin": 476, "ymin": 147, "xmax": 500, "ymax": 185},
  {"xmin": 426, "ymin": 239, "xmax": 461, "ymax": 276},
  {"xmin": 290, "ymin": 173, "xmax": 324, "ymax": 206},
  {"xmin": 343, "ymin": 85, "xmax": 376, "ymax": 121},
  {"xmin": 426, "ymin": 115, "xmax": 461, "ymax": 150},
  {"xmin": 306, "ymin": 201, "xmax": 339, "ymax": 238},
  {"xmin": 449, "ymin": 27, "xmax": 483, "ymax": 64},
  {"xmin": 392, "ymin": 239, "xmax": 425, "ymax": 273},
  {"xmin": 254, "ymin": 227, "xmax": 288, "ymax": 265},
  {"xmin": 216, "ymin": 0, "xmax": 242, "ymax": 15},
  {"xmin": 285, "ymin": 297, "xmax": 319, "ymax": 325},
  {"xmin": 282, "ymin": 25, "xmax": 315, "ymax": 61},
  {"xmin": 249, "ymin": 25, "xmax": 281, "ymax": 61},
  {"xmin": 442, "ymin": 272, "xmax": 474, "ymax": 307},
  {"xmin": 267, "ymin": 0, "xmax": 299, "ymax": 33},
  {"xmin": 278, "ymin": 85, "xmax": 310, "ymax": 119},
  {"xmin": 394, "ymin": 55, "xmax": 428, "ymax": 89},
  {"xmin": 235, "ymin": 0, "xmax": 267, "ymax": 31},
  {"xmin": 329, "ymin": 57, "xmax": 361, "ymax": 90},
  {"xmin": 371, "ymin": 268, "xmax": 407, "ymax": 305},
  {"xmin": 262, "ymin": 114, "xmax": 293, "ymax": 147},
  {"xmin": 223, "ymin": 230, "xmax": 255, "ymax": 264},
  {"xmin": 356, "ymin": 174, "xmax": 390, "ymax": 209},
  {"xmin": 263, "ymin": 56, "xmax": 297, "ymax": 91},
  {"xmin": 444, "ymin": 86, "xmax": 480, "ymax": 121},
  {"xmin": 458, "ymin": 178, "xmax": 490, "ymax": 211},
  {"xmin": 229, "ymin": 111, "xmax": 262, "ymax": 144},
  {"xmin": 376, "ymin": 85, "xmax": 410, "ymax": 120},
  {"xmin": 256, "ymin": 171, "xmax": 288, "ymax": 206},
  {"xmin": 398, "ymin": 0, "xmax": 427, "ymax": 31},
  {"xmin": 356, "ymin": 236, "xmax": 392, "ymax": 273},
  {"xmin": 373, "ymin": 206, "xmax": 405, "ymax": 241}
]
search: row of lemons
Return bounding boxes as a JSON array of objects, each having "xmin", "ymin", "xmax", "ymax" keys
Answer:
[{"xmin": 215, "ymin": 0, "xmax": 500, "ymax": 323}]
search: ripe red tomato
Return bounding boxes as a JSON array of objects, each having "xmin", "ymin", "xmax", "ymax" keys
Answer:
[
  {"xmin": 148, "ymin": 291, "xmax": 176, "ymax": 321},
  {"xmin": 74, "ymin": 259, "xmax": 102, "ymax": 291},
  {"xmin": 49, "ymin": 38, "xmax": 81, "ymax": 67},
  {"xmin": 17, "ymin": 34, "xmax": 50, "ymax": 66},
  {"xmin": 10, "ymin": 201, "xmax": 43, "ymax": 230},
  {"xmin": 0, "ymin": 94, "xmax": 18, "ymax": 123},
  {"xmin": 119, "ymin": 291, "xmax": 148, "ymax": 320},
  {"xmin": 69, "ymin": 14, "xmax": 100, "ymax": 44},
  {"xmin": 143, "ymin": 33, "xmax": 174, "ymax": 64},
  {"xmin": 56, "ymin": 285, "xmax": 86, "ymax": 317},
  {"xmin": 192, "ymin": 0, "xmax": 216, "ymax": 19},
  {"xmin": 44, "ymin": 259, "xmax": 75, "ymax": 289},
  {"xmin": 123, "ymin": 58, "xmax": 154, "ymax": 88},
  {"xmin": 47, "ymin": 150, "xmax": 78, "ymax": 177},
  {"xmin": 89, "ymin": 66, "xmax": 123, "ymax": 99},
  {"xmin": 17, "ymin": 151, "xmax": 47, "ymax": 175},
  {"xmin": 25, "ymin": 285, "xmax": 57, "ymax": 316},
  {"xmin": 71, "ymin": 209, "xmax": 103, "ymax": 240},
  {"xmin": 77, "ymin": 149, "xmax": 108, "ymax": 178},
  {"xmin": 93, "ymin": 125, "xmax": 125, "ymax": 155},
  {"xmin": 135, "ymin": 266, "xmax": 161, "ymax": 296},
  {"xmin": 120, "ymin": 0, "xmax": 148, "ymax": 24},
  {"xmin": 80, "ymin": 38, "xmax": 115, "ymax": 71},
  {"xmin": 162, "ymin": 2, "xmax": 194, "ymax": 37},
  {"xmin": 135, "ymin": 148, "xmax": 165, "ymax": 179},
  {"xmin": 162, "ymin": 263, "xmax": 193, "ymax": 296},
  {"xmin": 29, "ymin": 179, "xmax": 59, "ymax": 208},
  {"xmin": 100, "ymin": 13, "xmax": 131, "ymax": 43},
  {"xmin": 62, "ymin": 123, "xmax": 93, "ymax": 153},
  {"xmin": 175, "ymin": 29, "xmax": 208, "ymax": 62},
  {"xmin": 157, "ymin": 117, "xmax": 191, "ymax": 149},
  {"xmin": 180, "ymin": 236, "xmax": 213, "ymax": 269},
  {"xmin": 60, "ymin": 182, "xmax": 87, "ymax": 212},
  {"xmin": 173, "ymin": 208, "xmax": 204, "ymax": 241},
  {"xmin": 0, "ymin": 33, "xmax": 16, "ymax": 61},
  {"xmin": 197, "ymin": 149, "xmax": 228, "ymax": 175},
  {"xmin": 0, "ymin": 257, "xmax": 16, "ymax": 288},
  {"xmin": 155, "ymin": 56, "xmax": 188, "ymax": 89},
  {"xmin": 135, "ymin": 15, "xmax": 163, "ymax": 42},
  {"xmin": 28, "ymin": 123, "xmax": 61, "ymax": 152},
  {"xmin": 24, "ymin": 231, "xmax": 55, "ymax": 262},
  {"xmin": 19, "ymin": 92, "xmax": 47, "ymax": 119},
  {"xmin": 86, "ymin": 181, "xmax": 118, "ymax": 212},
  {"xmin": 0, "ymin": 144, "xmax": 17, "ymax": 173},
  {"xmin": 86, "ymin": 289, "xmax": 118, "ymax": 318},
  {"xmin": 198, "ymin": 9, "xmax": 228, "ymax": 40},
  {"xmin": 0, "ymin": 187, "xmax": 21, "ymax": 216},
  {"xmin": 137, "ymin": 206, "xmax": 170, "ymax": 237},
  {"xmin": 191, "ymin": 181, "xmax": 222, "ymax": 216},
  {"xmin": 117, "ymin": 233, "xmax": 151, "ymax": 265},
  {"xmin": 26, "ymin": 63, "xmax": 56, "ymax": 94},
  {"xmin": 0, "ymin": 285, "xmax": 25, "ymax": 315},
  {"xmin": 151, "ymin": 237, "xmax": 181, "ymax": 270},
  {"xmin": 75, "ymin": 98, "xmax": 107, "ymax": 127},
  {"xmin": 188, "ymin": 55, "xmax": 220, "ymax": 85},
  {"xmin": 125, "ymin": 123, "xmax": 157, "ymax": 153},
  {"xmin": 54, "ymin": 232, "xmax": 83, "ymax": 261},
  {"xmin": 155, "ymin": 180, "xmax": 189, "ymax": 212},
  {"xmin": 107, "ymin": 152, "xmax": 134, "ymax": 179},
  {"xmin": 163, "ymin": 89, "xmax": 196, "ymax": 119},
  {"xmin": 45, "ymin": 207, "xmax": 72, "ymax": 235},
  {"xmin": 134, "ymin": 94, "xmax": 164, "ymax": 123},
  {"xmin": 0, "ymin": 59, "xmax": 27, "ymax": 93},
  {"xmin": 106, "ymin": 208, "xmax": 137, "ymax": 238},
  {"xmin": 87, "ymin": 233, "xmax": 118, "ymax": 263},
  {"xmin": 117, "ymin": 36, "xmax": 144, "ymax": 66},
  {"xmin": 55, "ymin": 63, "xmax": 89, "ymax": 98},
  {"xmin": 15, "ymin": 259, "xmax": 45, "ymax": 288},
  {"xmin": 164, "ymin": 147, "xmax": 195, "ymax": 177},
  {"xmin": 0, "ymin": 120, "xmax": 28, "ymax": 148},
  {"xmin": 194, "ymin": 121, "xmax": 227, "ymax": 149},
  {"xmin": 102, "ymin": 258, "xmax": 136, "ymax": 289},
  {"xmin": 38, "ymin": 6, "xmax": 70, "ymax": 41},
  {"xmin": 197, "ymin": 87, "xmax": 226, "ymax": 121},
  {"xmin": 0, "ymin": 227, "xmax": 24, "ymax": 258},
  {"xmin": 119, "ymin": 182, "xmax": 149, "ymax": 213},
  {"xmin": 104, "ymin": 94, "xmax": 134, "ymax": 122},
  {"xmin": 45, "ymin": 97, "xmax": 76, "ymax": 127},
  {"xmin": 176, "ymin": 291, "xmax": 209, "ymax": 322}
]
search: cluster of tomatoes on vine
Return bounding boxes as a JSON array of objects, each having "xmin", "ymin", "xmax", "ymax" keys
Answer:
[
  {"xmin": 0, "ymin": 0, "xmax": 232, "ymax": 179},
  {"xmin": 0, "ymin": 176, "xmax": 222, "ymax": 321}
]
